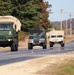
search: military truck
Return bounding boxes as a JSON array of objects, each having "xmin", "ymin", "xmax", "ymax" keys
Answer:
[
  {"xmin": 0, "ymin": 16, "xmax": 21, "ymax": 51},
  {"xmin": 28, "ymin": 29, "xmax": 47, "ymax": 49},
  {"xmin": 48, "ymin": 30, "xmax": 65, "ymax": 47}
]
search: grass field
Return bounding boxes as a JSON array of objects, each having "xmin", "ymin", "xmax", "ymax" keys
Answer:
[
  {"xmin": 57, "ymin": 60, "xmax": 74, "ymax": 75},
  {"xmin": 37, "ymin": 58, "xmax": 74, "ymax": 75},
  {"xmin": 36, "ymin": 58, "xmax": 74, "ymax": 75}
]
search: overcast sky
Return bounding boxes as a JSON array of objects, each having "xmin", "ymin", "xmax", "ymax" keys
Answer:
[{"xmin": 44, "ymin": 0, "xmax": 74, "ymax": 21}]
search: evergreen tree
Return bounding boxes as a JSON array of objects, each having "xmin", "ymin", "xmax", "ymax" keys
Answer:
[{"xmin": 0, "ymin": 0, "xmax": 52, "ymax": 32}]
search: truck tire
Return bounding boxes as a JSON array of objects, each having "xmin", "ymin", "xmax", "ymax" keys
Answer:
[
  {"xmin": 28, "ymin": 44, "xmax": 33, "ymax": 50},
  {"xmin": 50, "ymin": 42, "xmax": 53, "ymax": 47},
  {"xmin": 43, "ymin": 44, "xmax": 47, "ymax": 49},
  {"xmin": 61, "ymin": 43, "xmax": 64, "ymax": 47},
  {"xmin": 11, "ymin": 43, "xmax": 18, "ymax": 51}
]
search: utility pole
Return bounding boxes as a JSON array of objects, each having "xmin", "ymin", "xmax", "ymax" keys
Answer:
[
  {"xmin": 66, "ymin": 13, "xmax": 68, "ymax": 36},
  {"xmin": 66, "ymin": 19, "xmax": 68, "ymax": 36},
  {"xmin": 69, "ymin": 13, "xmax": 72, "ymax": 36},
  {"xmin": 60, "ymin": 9, "xmax": 63, "ymax": 30}
]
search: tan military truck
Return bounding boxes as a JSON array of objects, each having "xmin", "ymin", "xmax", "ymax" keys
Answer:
[
  {"xmin": 48, "ymin": 30, "xmax": 65, "ymax": 47},
  {"xmin": 0, "ymin": 16, "xmax": 21, "ymax": 51}
]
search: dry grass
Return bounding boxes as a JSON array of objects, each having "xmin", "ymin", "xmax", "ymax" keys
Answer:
[
  {"xmin": 36, "ymin": 57, "xmax": 74, "ymax": 75},
  {"xmin": 65, "ymin": 35, "xmax": 74, "ymax": 43}
]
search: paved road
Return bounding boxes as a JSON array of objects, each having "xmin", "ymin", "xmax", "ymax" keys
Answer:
[{"xmin": 0, "ymin": 41, "xmax": 74, "ymax": 66}]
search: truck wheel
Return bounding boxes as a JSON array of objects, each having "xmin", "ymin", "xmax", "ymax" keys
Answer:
[
  {"xmin": 61, "ymin": 43, "xmax": 64, "ymax": 47},
  {"xmin": 11, "ymin": 43, "xmax": 18, "ymax": 51},
  {"xmin": 50, "ymin": 43, "xmax": 53, "ymax": 47},
  {"xmin": 28, "ymin": 44, "xmax": 33, "ymax": 50},
  {"xmin": 43, "ymin": 44, "xmax": 47, "ymax": 49}
]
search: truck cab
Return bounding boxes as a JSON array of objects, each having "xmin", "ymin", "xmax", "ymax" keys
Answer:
[{"xmin": 0, "ymin": 16, "xmax": 21, "ymax": 51}]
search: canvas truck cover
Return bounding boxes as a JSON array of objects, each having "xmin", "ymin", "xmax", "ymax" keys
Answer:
[
  {"xmin": 49, "ymin": 30, "xmax": 64, "ymax": 36},
  {"xmin": 0, "ymin": 16, "xmax": 21, "ymax": 31},
  {"xmin": 30, "ymin": 29, "xmax": 46, "ymax": 35}
]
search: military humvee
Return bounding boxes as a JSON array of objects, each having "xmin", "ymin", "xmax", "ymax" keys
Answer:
[
  {"xmin": 28, "ymin": 29, "xmax": 47, "ymax": 49},
  {"xmin": 48, "ymin": 30, "xmax": 65, "ymax": 47},
  {"xmin": 0, "ymin": 16, "xmax": 21, "ymax": 51}
]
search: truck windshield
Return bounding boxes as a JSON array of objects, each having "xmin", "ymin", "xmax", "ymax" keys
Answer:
[
  {"xmin": 57, "ymin": 35, "xmax": 63, "ymax": 38},
  {"xmin": 0, "ymin": 22, "xmax": 13, "ymax": 30},
  {"xmin": 29, "ymin": 36, "xmax": 34, "ymax": 39},
  {"xmin": 51, "ymin": 35, "xmax": 56, "ymax": 38}
]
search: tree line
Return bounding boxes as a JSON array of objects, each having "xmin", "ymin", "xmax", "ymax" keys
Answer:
[{"xmin": 0, "ymin": 0, "xmax": 52, "ymax": 33}]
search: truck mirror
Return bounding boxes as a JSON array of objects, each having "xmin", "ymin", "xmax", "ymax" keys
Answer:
[{"xmin": 15, "ymin": 25, "xmax": 16, "ymax": 30}]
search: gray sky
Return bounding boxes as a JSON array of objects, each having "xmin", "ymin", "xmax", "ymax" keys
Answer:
[{"xmin": 44, "ymin": 0, "xmax": 74, "ymax": 21}]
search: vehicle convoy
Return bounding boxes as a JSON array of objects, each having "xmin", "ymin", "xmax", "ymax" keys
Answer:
[
  {"xmin": 0, "ymin": 16, "xmax": 21, "ymax": 51},
  {"xmin": 28, "ymin": 29, "xmax": 47, "ymax": 49},
  {"xmin": 48, "ymin": 30, "xmax": 65, "ymax": 47}
]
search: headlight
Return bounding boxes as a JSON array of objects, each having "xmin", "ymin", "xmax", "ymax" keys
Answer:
[
  {"xmin": 8, "ymin": 37, "xmax": 13, "ymax": 41},
  {"xmin": 8, "ymin": 39, "xmax": 12, "ymax": 41}
]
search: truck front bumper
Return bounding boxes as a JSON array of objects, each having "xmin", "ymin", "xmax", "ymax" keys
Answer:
[
  {"xmin": 28, "ymin": 42, "xmax": 46, "ymax": 46},
  {"xmin": 0, "ymin": 41, "xmax": 12, "ymax": 47}
]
